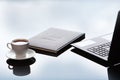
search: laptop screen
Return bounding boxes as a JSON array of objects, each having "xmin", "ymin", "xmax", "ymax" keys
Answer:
[{"xmin": 108, "ymin": 11, "xmax": 120, "ymax": 66}]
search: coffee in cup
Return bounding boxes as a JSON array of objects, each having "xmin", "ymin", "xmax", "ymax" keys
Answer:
[{"xmin": 7, "ymin": 39, "xmax": 29, "ymax": 59}]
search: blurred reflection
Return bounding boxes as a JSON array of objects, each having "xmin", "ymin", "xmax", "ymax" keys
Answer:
[
  {"xmin": 6, "ymin": 57, "xmax": 36, "ymax": 76},
  {"xmin": 108, "ymin": 65, "xmax": 120, "ymax": 80}
]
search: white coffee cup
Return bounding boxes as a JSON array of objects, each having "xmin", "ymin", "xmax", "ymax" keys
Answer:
[{"xmin": 7, "ymin": 39, "xmax": 29, "ymax": 59}]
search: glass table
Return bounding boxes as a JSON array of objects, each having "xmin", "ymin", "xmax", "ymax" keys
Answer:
[{"xmin": 0, "ymin": 0, "xmax": 120, "ymax": 80}]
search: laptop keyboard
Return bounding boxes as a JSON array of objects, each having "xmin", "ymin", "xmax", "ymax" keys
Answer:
[{"xmin": 87, "ymin": 42, "xmax": 111, "ymax": 57}]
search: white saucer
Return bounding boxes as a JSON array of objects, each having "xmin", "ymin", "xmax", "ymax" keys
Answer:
[{"xmin": 6, "ymin": 49, "xmax": 35, "ymax": 60}]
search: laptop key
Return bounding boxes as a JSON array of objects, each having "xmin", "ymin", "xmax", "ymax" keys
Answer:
[{"xmin": 87, "ymin": 42, "xmax": 111, "ymax": 57}]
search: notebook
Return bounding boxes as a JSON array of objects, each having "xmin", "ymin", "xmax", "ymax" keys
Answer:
[
  {"xmin": 71, "ymin": 11, "xmax": 120, "ymax": 67},
  {"xmin": 29, "ymin": 28, "xmax": 85, "ymax": 56}
]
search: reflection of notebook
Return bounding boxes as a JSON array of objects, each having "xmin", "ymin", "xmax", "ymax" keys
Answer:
[
  {"xmin": 29, "ymin": 28, "xmax": 85, "ymax": 56},
  {"xmin": 71, "ymin": 11, "xmax": 120, "ymax": 67}
]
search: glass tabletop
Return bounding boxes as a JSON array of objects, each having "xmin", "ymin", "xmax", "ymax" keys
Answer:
[{"xmin": 0, "ymin": 0, "xmax": 120, "ymax": 80}]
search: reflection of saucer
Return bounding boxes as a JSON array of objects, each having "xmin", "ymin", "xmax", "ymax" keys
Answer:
[
  {"xmin": 6, "ymin": 57, "xmax": 36, "ymax": 76},
  {"xmin": 6, "ymin": 49, "xmax": 35, "ymax": 60},
  {"xmin": 7, "ymin": 57, "xmax": 36, "ymax": 66}
]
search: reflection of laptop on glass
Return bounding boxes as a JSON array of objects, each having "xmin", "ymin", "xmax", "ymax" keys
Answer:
[{"xmin": 71, "ymin": 11, "xmax": 120, "ymax": 67}]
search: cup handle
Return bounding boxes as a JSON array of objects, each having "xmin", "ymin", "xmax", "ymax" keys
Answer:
[
  {"xmin": 7, "ymin": 43, "xmax": 12, "ymax": 49},
  {"xmin": 8, "ymin": 65, "xmax": 13, "ymax": 70}
]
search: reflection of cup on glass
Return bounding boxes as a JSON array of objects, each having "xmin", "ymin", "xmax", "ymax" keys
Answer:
[
  {"xmin": 7, "ymin": 39, "xmax": 29, "ymax": 59},
  {"xmin": 8, "ymin": 65, "xmax": 30, "ymax": 76},
  {"xmin": 6, "ymin": 57, "xmax": 36, "ymax": 76}
]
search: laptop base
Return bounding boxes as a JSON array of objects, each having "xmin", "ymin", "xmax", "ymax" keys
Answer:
[{"xmin": 71, "ymin": 48, "xmax": 110, "ymax": 67}]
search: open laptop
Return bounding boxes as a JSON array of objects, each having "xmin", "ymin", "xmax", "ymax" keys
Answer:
[{"xmin": 71, "ymin": 11, "xmax": 120, "ymax": 67}]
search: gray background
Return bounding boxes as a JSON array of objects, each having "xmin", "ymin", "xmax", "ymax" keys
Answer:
[{"xmin": 0, "ymin": 0, "xmax": 120, "ymax": 80}]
